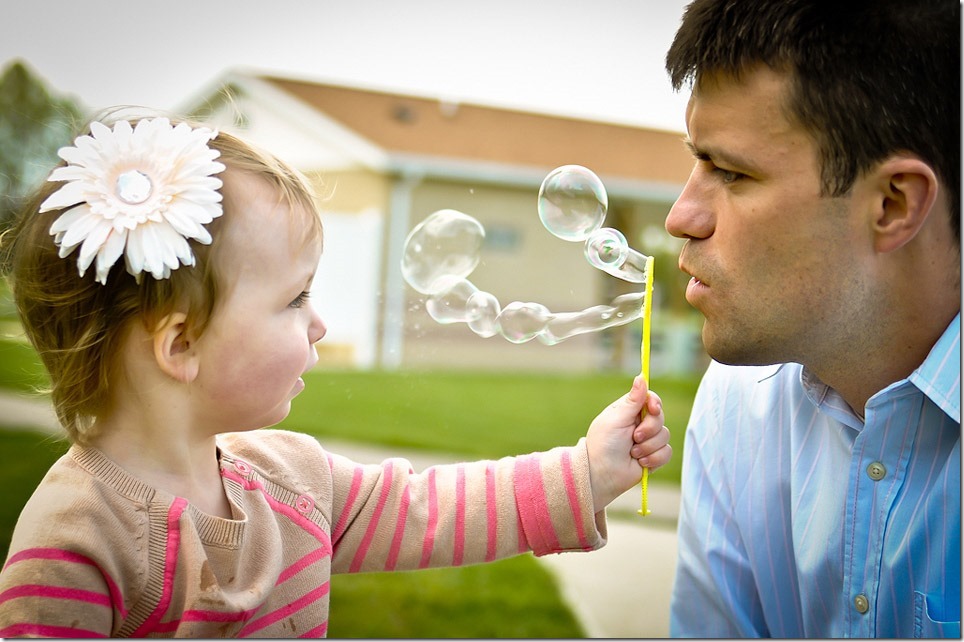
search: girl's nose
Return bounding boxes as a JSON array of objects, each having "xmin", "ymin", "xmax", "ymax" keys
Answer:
[{"xmin": 309, "ymin": 307, "xmax": 327, "ymax": 344}]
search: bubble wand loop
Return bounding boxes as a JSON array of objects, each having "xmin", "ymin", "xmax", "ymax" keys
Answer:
[{"xmin": 638, "ymin": 255, "xmax": 654, "ymax": 516}]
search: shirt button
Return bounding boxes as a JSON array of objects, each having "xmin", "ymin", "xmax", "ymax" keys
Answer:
[
  {"xmin": 866, "ymin": 461, "xmax": 886, "ymax": 481},
  {"xmin": 854, "ymin": 594, "xmax": 870, "ymax": 614}
]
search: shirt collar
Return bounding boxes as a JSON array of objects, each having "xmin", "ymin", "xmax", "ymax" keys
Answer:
[
  {"xmin": 801, "ymin": 313, "xmax": 961, "ymax": 425},
  {"xmin": 908, "ymin": 312, "xmax": 960, "ymax": 423}
]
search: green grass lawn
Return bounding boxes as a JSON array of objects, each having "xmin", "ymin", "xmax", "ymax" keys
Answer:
[
  {"xmin": 284, "ymin": 368, "xmax": 694, "ymax": 485},
  {"xmin": 0, "ymin": 330, "xmax": 697, "ymax": 637}
]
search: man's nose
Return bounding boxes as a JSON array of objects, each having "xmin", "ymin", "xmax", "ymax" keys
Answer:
[{"xmin": 665, "ymin": 168, "xmax": 715, "ymax": 240}]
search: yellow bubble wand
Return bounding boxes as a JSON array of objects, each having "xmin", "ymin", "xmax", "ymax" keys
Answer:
[{"xmin": 638, "ymin": 255, "xmax": 654, "ymax": 516}]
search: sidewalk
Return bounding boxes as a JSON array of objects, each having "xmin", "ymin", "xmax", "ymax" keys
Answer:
[{"xmin": 0, "ymin": 391, "xmax": 679, "ymax": 638}]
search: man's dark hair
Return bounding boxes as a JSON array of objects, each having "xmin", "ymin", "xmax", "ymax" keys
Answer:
[{"xmin": 666, "ymin": 0, "xmax": 961, "ymax": 239}]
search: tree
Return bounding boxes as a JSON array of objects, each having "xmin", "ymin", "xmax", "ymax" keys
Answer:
[{"xmin": 0, "ymin": 60, "xmax": 84, "ymax": 232}]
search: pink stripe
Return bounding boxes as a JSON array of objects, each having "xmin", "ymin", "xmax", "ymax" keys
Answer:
[
  {"xmin": 222, "ymin": 470, "xmax": 333, "ymax": 551},
  {"xmin": 237, "ymin": 581, "xmax": 330, "ymax": 637},
  {"xmin": 302, "ymin": 621, "xmax": 329, "ymax": 637},
  {"xmin": 485, "ymin": 462, "xmax": 498, "ymax": 562},
  {"xmin": 0, "ymin": 622, "xmax": 107, "ymax": 638},
  {"xmin": 144, "ymin": 619, "xmax": 180, "ymax": 634},
  {"xmin": 349, "ymin": 461, "xmax": 395, "ymax": 572},
  {"xmin": 0, "ymin": 584, "xmax": 110, "ymax": 608},
  {"xmin": 385, "ymin": 483, "xmax": 411, "ymax": 571},
  {"xmin": 131, "ymin": 498, "xmax": 188, "ymax": 637},
  {"xmin": 515, "ymin": 455, "xmax": 559, "ymax": 554},
  {"xmin": 4, "ymin": 547, "xmax": 127, "ymax": 616},
  {"xmin": 452, "ymin": 465, "xmax": 466, "ymax": 566},
  {"xmin": 559, "ymin": 451, "xmax": 591, "ymax": 550},
  {"xmin": 332, "ymin": 466, "xmax": 364, "ymax": 544},
  {"xmin": 419, "ymin": 468, "xmax": 439, "ymax": 568},
  {"xmin": 181, "ymin": 606, "xmax": 259, "ymax": 623},
  {"xmin": 277, "ymin": 547, "xmax": 328, "ymax": 585}
]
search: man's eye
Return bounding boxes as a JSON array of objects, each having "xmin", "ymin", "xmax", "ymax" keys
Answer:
[
  {"xmin": 714, "ymin": 167, "xmax": 743, "ymax": 183},
  {"xmin": 290, "ymin": 291, "xmax": 311, "ymax": 308}
]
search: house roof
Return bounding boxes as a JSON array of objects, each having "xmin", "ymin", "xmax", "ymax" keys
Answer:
[{"xmin": 259, "ymin": 75, "xmax": 693, "ymax": 189}]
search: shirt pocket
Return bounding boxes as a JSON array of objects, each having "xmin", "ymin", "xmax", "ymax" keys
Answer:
[{"xmin": 914, "ymin": 591, "xmax": 960, "ymax": 638}]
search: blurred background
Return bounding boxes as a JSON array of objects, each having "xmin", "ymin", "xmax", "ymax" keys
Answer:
[{"xmin": 1, "ymin": 0, "xmax": 703, "ymax": 637}]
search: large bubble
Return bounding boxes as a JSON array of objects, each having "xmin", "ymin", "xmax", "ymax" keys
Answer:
[
  {"xmin": 400, "ymin": 209, "xmax": 484, "ymax": 295},
  {"xmin": 537, "ymin": 165, "xmax": 608, "ymax": 242}
]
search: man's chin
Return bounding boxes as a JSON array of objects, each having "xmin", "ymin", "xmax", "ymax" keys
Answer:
[{"xmin": 701, "ymin": 326, "xmax": 780, "ymax": 367}]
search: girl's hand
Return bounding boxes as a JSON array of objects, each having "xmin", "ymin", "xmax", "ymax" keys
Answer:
[{"xmin": 586, "ymin": 376, "xmax": 671, "ymax": 512}]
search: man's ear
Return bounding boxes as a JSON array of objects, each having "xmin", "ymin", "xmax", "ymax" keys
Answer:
[
  {"xmin": 152, "ymin": 313, "xmax": 200, "ymax": 383},
  {"xmin": 871, "ymin": 156, "xmax": 939, "ymax": 254}
]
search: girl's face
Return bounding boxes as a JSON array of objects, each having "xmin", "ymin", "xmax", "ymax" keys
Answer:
[{"xmin": 192, "ymin": 170, "xmax": 326, "ymax": 433}]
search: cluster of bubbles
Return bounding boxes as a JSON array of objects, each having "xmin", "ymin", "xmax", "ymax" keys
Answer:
[{"xmin": 400, "ymin": 165, "xmax": 652, "ymax": 345}]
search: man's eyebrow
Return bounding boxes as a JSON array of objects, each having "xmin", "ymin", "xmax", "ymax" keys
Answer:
[{"xmin": 683, "ymin": 137, "xmax": 760, "ymax": 173}]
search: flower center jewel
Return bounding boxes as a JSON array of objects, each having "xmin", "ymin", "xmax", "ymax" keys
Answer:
[{"xmin": 115, "ymin": 170, "xmax": 153, "ymax": 205}]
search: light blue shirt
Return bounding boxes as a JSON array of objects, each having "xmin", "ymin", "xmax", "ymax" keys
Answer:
[{"xmin": 670, "ymin": 314, "xmax": 960, "ymax": 638}]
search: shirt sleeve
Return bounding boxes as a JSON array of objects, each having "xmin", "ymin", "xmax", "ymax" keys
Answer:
[
  {"xmin": 326, "ymin": 438, "xmax": 607, "ymax": 573},
  {"xmin": 0, "ymin": 546, "xmax": 117, "ymax": 638},
  {"xmin": 669, "ymin": 361, "xmax": 768, "ymax": 637}
]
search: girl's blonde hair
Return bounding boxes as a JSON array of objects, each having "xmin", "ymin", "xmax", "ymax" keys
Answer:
[{"xmin": 0, "ymin": 116, "xmax": 323, "ymax": 445}]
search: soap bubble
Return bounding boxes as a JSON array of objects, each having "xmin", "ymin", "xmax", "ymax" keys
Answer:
[
  {"xmin": 401, "ymin": 209, "xmax": 484, "ymax": 295},
  {"xmin": 466, "ymin": 291, "xmax": 501, "ymax": 338},
  {"xmin": 537, "ymin": 165, "xmax": 608, "ymax": 242},
  {"xmin": 585, "ymin": 228, "xmax": 650, "ymax": 283},
  {"xmin": 585, "ymin": 227, "xmax": 628, "ymax": 270},
  {"xmin": 539, "ymin": 292, "xmax": 646, "ymax": 345},
  {"xmin": 426, "ymin": 276, "xmax": 479, "ymax": 324},
  {"xmin": 400, "ymin": 165, "xmax": 653, "ymax": 345},
  {"xmin": 498, "ymin": 302, "xmax": 552, "ymax": 344}
]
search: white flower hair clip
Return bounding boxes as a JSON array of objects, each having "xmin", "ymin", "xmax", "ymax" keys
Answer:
[{"xmin": 40, "ymin": 117, "xmax": 226, "ymax": 285}]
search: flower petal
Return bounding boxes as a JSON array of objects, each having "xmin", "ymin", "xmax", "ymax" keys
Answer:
[
  {"xmin": 76, "ymin": 220, "xmax": 114, "ymax": 275},
  {"xmin": 94, "ymin": 229, "xmax": 127, "ymax": 284},
  {"xmin": 40, "ymin": 180, "xmax": 91, "ymax": 212},
  {"xmin": 163, "ymin": 204, "xmax": 213, "ymax": 241},
  {"xmin": 60, "ymin": 209, "xmax": 111, "ymax": 250}
]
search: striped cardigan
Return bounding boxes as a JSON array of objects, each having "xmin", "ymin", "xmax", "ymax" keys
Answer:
[{"xmin": 0, "ymin": 429, "xmax": 607, "ymax": 637}]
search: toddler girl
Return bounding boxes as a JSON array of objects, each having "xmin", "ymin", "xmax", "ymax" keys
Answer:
[{"xmin": 0, "ymin": 115, "xmax": 670, "ymax": 637}]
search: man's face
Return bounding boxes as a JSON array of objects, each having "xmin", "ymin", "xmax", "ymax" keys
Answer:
[{"xmin": 665, "ymin": 65, "xmax": 870, "ymax": 367}]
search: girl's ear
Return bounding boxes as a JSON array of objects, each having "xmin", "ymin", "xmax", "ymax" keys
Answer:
[{"xmin": 152, "ymin": 313, "xmax": 200, "ymax": 383}]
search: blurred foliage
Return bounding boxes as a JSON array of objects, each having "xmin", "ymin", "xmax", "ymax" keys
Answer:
[{"xmin": 0, "ymin": 60, "xmax": 84, "ymax": 232}]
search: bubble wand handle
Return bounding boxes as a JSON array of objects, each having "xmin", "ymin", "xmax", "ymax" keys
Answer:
[{"xmin": 639, "ymin": 255, "xmax": 654, "ymax": 517}]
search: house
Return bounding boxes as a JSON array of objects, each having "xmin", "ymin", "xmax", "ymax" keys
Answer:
[{"xmin": 180, "ymin": 70, "xmax": 704, "ymax": 374}]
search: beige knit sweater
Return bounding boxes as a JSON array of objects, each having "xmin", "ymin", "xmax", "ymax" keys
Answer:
[{"xmin": 0, "ymin": 429, "xmax": 607, "ymax": 637}]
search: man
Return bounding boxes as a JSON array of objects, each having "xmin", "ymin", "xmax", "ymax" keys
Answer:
[{"xmin": 663, "ymin": 0, "xmax": 960, "ymax": 637}]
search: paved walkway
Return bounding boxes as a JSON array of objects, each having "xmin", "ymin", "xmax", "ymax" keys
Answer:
[{"xmin": 0, "ymin": 391, "xmax": 679, "ymax": 637}]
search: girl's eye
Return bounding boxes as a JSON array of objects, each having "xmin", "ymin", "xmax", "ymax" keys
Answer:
[{"xmin": 290, "ymin": 291, "xmax": 311, "ymax": 308}]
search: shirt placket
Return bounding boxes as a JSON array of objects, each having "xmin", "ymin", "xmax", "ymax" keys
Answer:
[{"xmin": 843, "ymin": 389, "xmax": 918, "ymax": 637}]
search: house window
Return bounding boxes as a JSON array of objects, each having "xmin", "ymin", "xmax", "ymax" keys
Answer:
[{"xmin": 483, "ymin": 225, "xmax": 521, "ymax": 252}]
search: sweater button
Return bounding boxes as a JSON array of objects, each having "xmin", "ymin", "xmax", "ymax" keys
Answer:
[{"xmin": 296, "ymin": 495, "xmax": 314, "ymax": 514}]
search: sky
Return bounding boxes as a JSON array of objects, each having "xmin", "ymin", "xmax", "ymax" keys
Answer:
[{"xmin": 1, "ymin": 0, "xmax": 693, "ymax": 133}]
